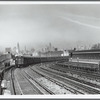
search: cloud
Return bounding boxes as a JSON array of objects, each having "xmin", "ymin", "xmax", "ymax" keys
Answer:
[{"xmin": 60, "ymin": 16, "xmax": 100, "ymax": 29}]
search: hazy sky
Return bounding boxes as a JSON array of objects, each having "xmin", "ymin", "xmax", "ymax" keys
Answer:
[{"xmin": 1, "ymin": 4, "xmax": 100, "ymax": 51}]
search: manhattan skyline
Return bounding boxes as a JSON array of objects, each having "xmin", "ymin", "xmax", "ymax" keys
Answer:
[{"xmin": 0, "ymin": 4, "xmax": 100, "ymax": 51}]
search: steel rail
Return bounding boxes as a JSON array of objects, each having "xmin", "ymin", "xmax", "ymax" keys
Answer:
[
  {"xmin": 30, "ymin": 67, "xmax": 84, "ymax": 94},
  {"xmin": 22, "ymin": 70, "xmax": 55, "ymax": 95}
]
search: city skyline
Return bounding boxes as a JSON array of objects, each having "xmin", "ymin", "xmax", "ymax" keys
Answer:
[{"xmin": 1, "ymin": 4, "xmax": 100, "ymax": 51}]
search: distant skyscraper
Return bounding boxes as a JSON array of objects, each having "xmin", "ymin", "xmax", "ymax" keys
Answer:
[
  {"xmin": 17, "ymin": 42, "xmax": 20, "ymax": 54},
  {"xmin": 49, "ymin": 43, "xmax": 52, "ymax": 51}
]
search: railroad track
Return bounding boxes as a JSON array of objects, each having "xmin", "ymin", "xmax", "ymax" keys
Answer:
[
  {"xmin": 21, "ymin": 69, "xmax": 55, "ymax": 95},
  {"xmin": 28, "ymin": 67, "xmax": 85, "ymax": 94},
  {"xmin": 40, "ymin": 64, "xmax": 100, "ymax": 89},
  {"xmin": 49, "ymin": 63, "xmax": 100, "ymax": 82},
  {"xmin": 14, "ymin": 71, "xmax": 24, "ymax": 95},
  {"xmin": 14, "ymin": 68, "xmax": 55, "ymax": 95},
  {"xmin": 30, "ymin": 66, "xmax": 100, "ymax": 94},
  {"xmin": 10, "ymin": 68, "xmax": 16, "ymax": 95},
  {"xmin": 1, "ymin": 67, "xmax": 16, "ymax": 95},
  {"xmin": 14, "ymin": 68, "xmax": 43, "ymax": 95},
  {"xmin": 56, "ymin": 63, "xmax": 100, "ymax": 80}
]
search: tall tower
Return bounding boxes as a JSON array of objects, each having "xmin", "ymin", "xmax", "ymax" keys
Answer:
[
  {"xmin": 17, "ymin": 42, "xmax": 20, "ymax": 54},
  {"xmin": 49, "ymin": 43, "xmax": 52, "ymax": 51}
]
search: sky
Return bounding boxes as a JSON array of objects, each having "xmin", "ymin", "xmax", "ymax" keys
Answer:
[{"xmin": 1, "ymin": 4, "xmax": 100, "ymax": 51}]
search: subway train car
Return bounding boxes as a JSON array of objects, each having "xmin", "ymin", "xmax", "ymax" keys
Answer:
[{"xmin": 15, "ymin": 56, "xmax": 69, "ymax": 67}]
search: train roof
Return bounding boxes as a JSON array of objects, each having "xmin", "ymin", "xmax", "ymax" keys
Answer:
[
  {"xmin": 72, "ymin": 49, "xmax": 100, "ymax": 54},
  {"xmin": 16, "ymin": 55, "xmax": 68, "ymax": 58}
]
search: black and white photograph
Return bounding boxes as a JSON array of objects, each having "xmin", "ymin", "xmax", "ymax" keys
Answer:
[{"xmin": 0, "ymin": 2, "xmax": 100, "ymax": 96}]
